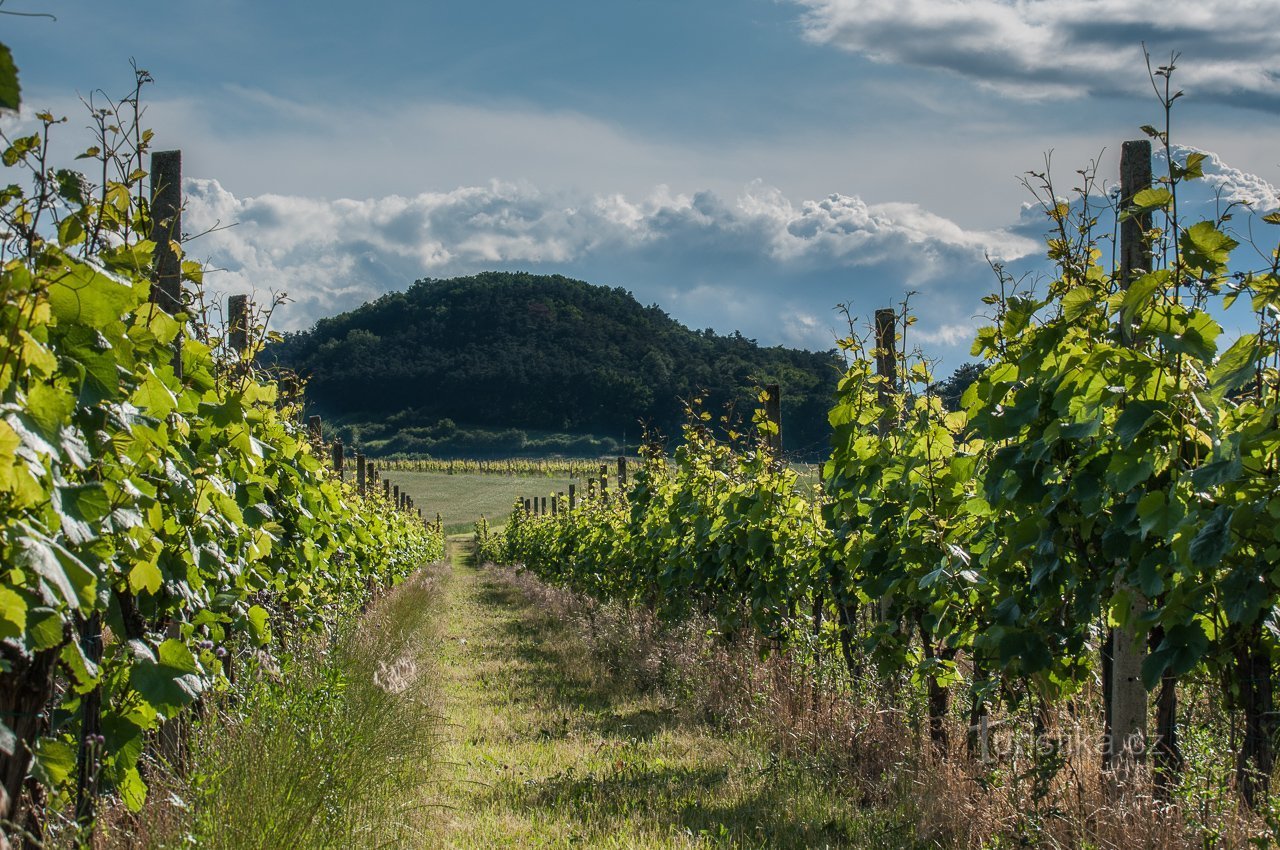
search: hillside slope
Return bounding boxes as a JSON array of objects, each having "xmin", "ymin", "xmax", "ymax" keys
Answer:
[{"xmin": 266, "ymin": 272, "xmax": 841, "ymax": 458}]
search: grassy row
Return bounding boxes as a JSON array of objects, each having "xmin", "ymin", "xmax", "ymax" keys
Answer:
[{"xmin": 99, "ymin": 567, "xmax": 447, "ymax": 849}]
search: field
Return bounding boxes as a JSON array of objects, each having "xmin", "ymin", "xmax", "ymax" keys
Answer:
[{"xmin": 389, "ymin": 470, "xmax": 578, "ymax": 533}]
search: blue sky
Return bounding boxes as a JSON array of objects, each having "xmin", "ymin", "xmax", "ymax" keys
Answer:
[{"xmin": 5, "ymin": 0, "xmax": 1279, "ymax": 364}]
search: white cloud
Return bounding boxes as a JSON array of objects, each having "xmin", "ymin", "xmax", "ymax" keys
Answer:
[
  {"xmin": 792, "ymin": 0, "xmax": 1280, "ymax": 108},
  {"xmin": 1167, "ymin": 145, "xmax": 1280, "ymax": 211},
  {"xmin": 182, "ymin": 177, "xmax": 1035, "ymax": 353}
]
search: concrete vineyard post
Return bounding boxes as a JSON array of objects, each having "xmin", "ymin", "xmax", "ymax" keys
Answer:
[
  {"xmin": 228, "ymin": 294, "xmax": 249, "ymax": 359},
  {"xmin": 873, "ymin": 308, "xmax": 899, "ymax": 624},
  {"xmin": 144, "ymin": 149, "xmax": 188, "ymax": 804},
  {"xmin": 149, "ymin": 150, "xmax": 184, "ymax": 378},
  {"xmin": 108, "ymin": 149, "xmax": 185, "ymax": 814},
  {"xmin": 1105, "ymin": 140, "xmax": 1152, "ymax": 776},
  {"xmin": 874, "ymin": 309, "xmax": 898, "ymax": 432}
]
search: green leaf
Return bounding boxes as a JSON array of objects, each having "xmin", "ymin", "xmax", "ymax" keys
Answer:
[
  {"xmin": 1158, "ymin": 310, "xmax": 1220, "ymax": 363},
  {"xmin": 1120, "ymin": 271, "xmax": 1162, "ymax": 326},
  {"xmin": 1, "ymin": 134, "xmax": 38, "ymax": 167},
  {"xmin": 130, "ymin": 639, "xmax": 204, "ymax": 717},
  {"xmin": 16, "ymin": 534, "xmax": 95, "ymax": 610},
  {"xmin": 1142, "ymin": 621, "xmax": 1208, "ymax": 688},
  {"xmin": 119, "ymin": 765, "xmax": 147, "ymax": 812},
  {"xmin": 62, "ymin": 637, "xmax": 100, "ymax": 690},
  {"xmin": 1174, "ymin": 151, "xmax": 1207, "ymax": 181},
  {"xmin": 1114, "ymin": 400, "xmax": 1161, "ymax": 444},
  {"xmin": 25, "ymin": 381, "xmax": 74, "ymax": 439},
  {"xmin": 130, "ymin": 370, "xmax": 178, "ymax": 419},
  {"xmin": 1181, "ymin": 221, "xmax": 1238, "ymax": 271},
  {"xmin": 32, "ymin": 738, "xmax": 76, "ymax": 787},
  {"xmin": 0, "ymin": 43, "xmax": 18, "ymax": 111},
  {"xmin": 1263, "ymin": 212, "xmax": 1280, "ymax": 225},
  {"xmin": 1108, "ymin": 453, "xmax": 1154, "ymax": 493},
  {"xmin": 1131, "ymin": 187, "xmax": 1172, "ymax": 210},
  {"xmin": 47, "ymin": 259, "xmax": 138, "ymax": 330},
  {"xmin": 1137, "ymin": 491, "xmax": 1185, "ymax": 540},
  {"xmin": 1208, "ymin": 334, "xmax": 1259, "ymax": 399},
  {"xmin": 1061, "ymin": 286, "xmax": 1095, "ymax": 322},
  {"xmin": 127, "ymin": 559, "xmax": 163, "ymax": 595},
  {"xmin": 26, "ymin": 607, "xmax": 63, "ymax": 651},
  {"xmin": 1190, "ymin": 508, "xmax": 1233, "ymax": 567},
  {"xmin": 0, "ymin": 586, "xmax": 26, "ymax": 641}
]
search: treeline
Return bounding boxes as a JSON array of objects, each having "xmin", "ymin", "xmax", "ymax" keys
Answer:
[{"xmin": 264, "ymin": 272, "xmax": 842, "ymax": 459}]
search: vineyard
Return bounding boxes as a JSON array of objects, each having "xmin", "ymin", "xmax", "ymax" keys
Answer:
[
  {"xmin": 5, "ymin": 31, "xmax": 1280, "ymax": 850},
  {"xmin": 480, "ymin": 104, "xmax": 1280, "ymax": 843},
  {"xmin": 0, "ymin": 73, "xmax": 444, "ymax": 846}
]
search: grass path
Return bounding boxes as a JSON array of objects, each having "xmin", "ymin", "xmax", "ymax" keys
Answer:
[{"xmin": 430, "ymin": 536, "xmax": 882, "ymax": 849}]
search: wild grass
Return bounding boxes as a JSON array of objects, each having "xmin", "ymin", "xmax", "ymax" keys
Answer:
[
  {"xmin": 485, "ymin": 565, "xmax": 1277, "ymax": 849},
  {"xmin": 97, "ymin": 567, "xmax": 447, "ymax": 850}
]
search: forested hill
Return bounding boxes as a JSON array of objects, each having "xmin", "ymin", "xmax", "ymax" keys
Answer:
[{"xmin": 265, "ymin": 272, "xmax": 843, "ymax": 458}]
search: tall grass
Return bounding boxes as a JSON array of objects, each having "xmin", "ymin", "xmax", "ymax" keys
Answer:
[
  {"xmin": 109, "ymin": 568, "xmax": 446, "ymax": 849},
  {"xmin": 489, "ymin": 564, "xmax": 1274, "ymax": 849}
]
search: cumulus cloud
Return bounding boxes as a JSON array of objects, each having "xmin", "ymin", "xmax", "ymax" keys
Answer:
[
  {"xmin": 182, "ymin": 178, "xmax": 1034, "ymax": 354},
  {"xmin": 792, "ymin": 0, "xmax": 1280, "ymax": 108},
  {"xmin": 1166, "ymin": 145, "xmax": 1280, "ymax": 211},
  {"xmin": 177, "ymin": 145, "xmax": 1280, "ymax": 362}
]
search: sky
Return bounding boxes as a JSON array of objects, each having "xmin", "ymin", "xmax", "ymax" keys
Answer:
[{"xmin": 4, "ymin": 0, "xmax": 1279, "ymax": 367}]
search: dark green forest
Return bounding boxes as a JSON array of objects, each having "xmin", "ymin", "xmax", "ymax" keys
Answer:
[{"xmin": 265, "ymin": 272, "xmax": 844, "ymax": 459}]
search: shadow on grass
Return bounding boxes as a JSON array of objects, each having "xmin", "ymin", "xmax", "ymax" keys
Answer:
[
  {"xmin": 483, "ymin": 758, "xmax": 914, "ymax": 849},
  {"xmin": 466, "ymin": 567, "xmax": 920, "ymax": 849}
]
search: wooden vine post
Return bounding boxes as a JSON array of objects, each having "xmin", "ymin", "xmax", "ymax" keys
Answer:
[
  {"xmin": 150, "ymin": 150, "xmax": 184, "ymax": 378},
  {"xmin": 1105, "ymin": 139, "xmax": 1152, "ymax": 776},
  {"xmin": 355, "ymin": 452, "xmax": 366, "ymax": 493},
  {"xmin": 73, "ymin": 149, "xmax": 188, "ymax": 828},
  {"xmin": 617, "ymin": 456, "xmax": 627, "ymax": 489},
  {"xmin": 873, "ymin": 308, "xmax": 898, "ymax": 623},
  {"xmin": 874, "ymin": 309, "xmax": 898, "ymax": 430},
  {"xmin": 331, "ymin": 439, "xmax": 344, "ymax": 482},
  {"xmin": 568, "ymin": 483, "xmax": 576, "ymax": 511},
  {"xmin": 228, "ymin": 294, "xmax": 249, "ymax": 361}
]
